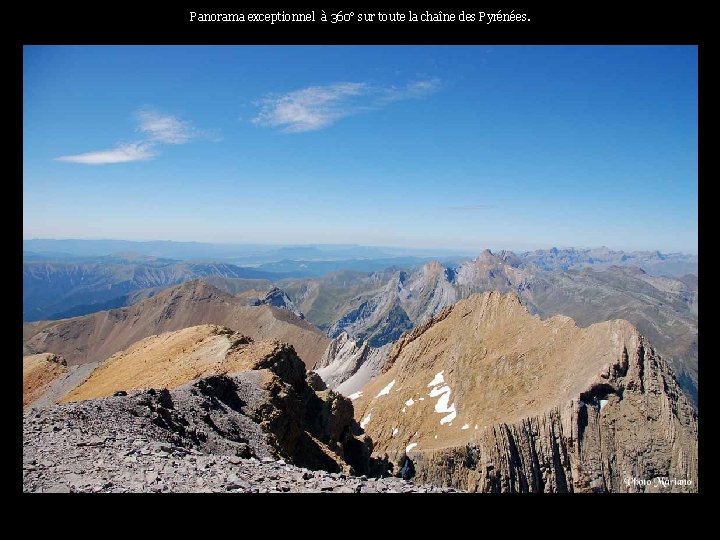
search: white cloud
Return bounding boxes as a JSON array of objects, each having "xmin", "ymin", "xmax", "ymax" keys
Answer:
[
  {"xmin": 56, "ymin": 108, "xmax": 206, "ymax": 165},
  {"xmin": 253, "ymin": 83, "xmax": 367, "ymax": 133},
  {"xmin": 55, "ymin": 142, "xmax": 155, "ymax": 165},
  {"xmin": 253, "ymin": 78, "xmax": 442, "ymax": 133},
  {"xmin": 137, "ymin": 109, "xmax": 195, "ymax": 144}
]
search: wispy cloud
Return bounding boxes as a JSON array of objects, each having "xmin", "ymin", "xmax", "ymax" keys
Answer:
[
  {"xmin": 253, "ymin": 83, "xmax": 367, "ymax": 133},
  {"xmin": 253, "ymin": 78, "xmax": 442, "ymax": 133},
  {"xmin": 55, "ymin": 142, "xmax": 155, "ymax": 165},
  {"xmin": 56, "ymin": 109, "xmax": 206, "ymax": 165},
  {"xmin": 380, "ymin": 77, "xmax": 442, "ymax": 103},
  {"xmin": 137, "ymin": 109, "xmax": 196, "ymax": 144},
  {"xmin": 446, "ymin": 204, "xmax": 496, "ymax": 210}
]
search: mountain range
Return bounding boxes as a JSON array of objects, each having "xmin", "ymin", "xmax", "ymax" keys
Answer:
[
  {"xmin": 24, "ymin": 245, "xmax": 697, "ymax": 325},
  {"xmin": 22, "ymin": 242, "xmax": 699, "ymax": 493},
  {"xmin": 24, "ymin": 246, "xmax": 698, "ymax": 405},
  {"xmin": 23, "ymin": 256, "xmax": 286, "ymax": 321}
]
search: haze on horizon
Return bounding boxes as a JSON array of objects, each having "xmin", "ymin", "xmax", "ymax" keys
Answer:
[{"xmin": 23, "ymin": 46, "xmax": 698, "ymax": 254}]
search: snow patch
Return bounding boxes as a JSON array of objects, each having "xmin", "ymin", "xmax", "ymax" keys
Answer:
[
  {"xmin": 418, "ymin": 397, "xmax": 424, "ymax": 401},
  {"xmin": 406, "ymin": 443, "xmax": 417, "ymax": 452},
  {"xmin": 440, "ymin": 409, "xmax": 456, "ymax": 425},
  {"xmin": 461, "ymin": 424, "xmax": 469, "ymax": 430},
  {"xmin": 433, "ymin": 389, "xmax": 453, "ymax": 413},
  {"xmin": 599, "ymin": 399, "xmax": 608, "ymax": 410},
  {"xmin": 360, "ymin": 413, "xmax": 372, "ymax": 429},
  {"xmin": 428, "ymin": 384, "xmax": 457, "ymax": 426},
  {"xmin": 375, "ymin": 379, "xmax": 396, "ymax": 397},
  {"xmin": 474, "ymin": 425, "xmax": 478, "ymax": 430},
  {"xmin": 405, "ymin": 398, "xmax": 415, "ymax": 407},
  {"xmin": 348, "ymin": 391, "xmax": 363, "ymax": 401},
  {"xmin": 392, "ymin": 428, "xmax": 399, "ymax": 437},
  {"xmin": 401, "ymin": 407, "xmax": 406, "ymax": 413},
  {"xmin": 427, "ymin": 371, "xmax": 445, "ymax": 387}
]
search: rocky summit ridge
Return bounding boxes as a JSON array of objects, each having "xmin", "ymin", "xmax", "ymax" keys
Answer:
[{"xmin": 23, "ymin": 324, "xmax": 463, "ymax": 492}]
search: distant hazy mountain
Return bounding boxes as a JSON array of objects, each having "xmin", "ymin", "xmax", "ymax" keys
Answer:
[
  {"xmin": 23, "ymin": 256, "xmax": 287, "ymax": 322},
  {"xmin": 256, "ymin": 258, "xmax": 452, "ymax": 277},
  {"xmin": 521, "ymin": 247, "xmax": 697, "ymax": 277},
  {"xmin": 23, "ymin": 239, "xmax": 469, "ymax": 265}
]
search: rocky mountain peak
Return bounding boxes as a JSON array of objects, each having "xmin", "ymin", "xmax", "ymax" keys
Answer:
[
  {"xmin": 352, "ymin": 291, "xmax": 697, "ymax": 492},
  {"xmin": 466, "ymin": 249, "xmax": 510, "ymax": 270},
  {"xmin": 255, "ymin": 287, "xmax": 305, "ymax": 319}
]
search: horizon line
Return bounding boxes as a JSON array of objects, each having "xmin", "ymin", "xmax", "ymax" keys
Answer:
[{"xmin": 22, "ymin": 237, "xmax": 699, "ymax": 256}]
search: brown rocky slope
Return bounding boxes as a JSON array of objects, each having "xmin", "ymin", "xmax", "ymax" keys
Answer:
[
  {"xmin": 352, "ymin": 291, "xmax": 698, "ymax": 492},
  {"xmin": 23, "ymin": 280, "xmax": 329, "ymax": 369}
]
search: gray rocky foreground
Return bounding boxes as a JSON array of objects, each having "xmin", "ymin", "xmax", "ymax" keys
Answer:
[{"xmin": 23, "ymin": 388, "xmax": 459, "ymax": 494}]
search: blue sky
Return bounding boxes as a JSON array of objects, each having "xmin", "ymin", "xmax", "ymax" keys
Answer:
[{"xmin": 23, "ymin": 46, "xmax": 698, "ymax": 253}]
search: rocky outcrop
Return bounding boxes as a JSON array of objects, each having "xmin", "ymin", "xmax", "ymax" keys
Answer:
[
  {"xmin": 353, "ymin": 292, "xmax": 698, "ymax": 493},
  {"xmin": 252, "ymin": 287, "xmax": 305, "ymax": 319},
  {"xmin": 411, "ymin": 355, "xmax": 698, "ymax": 493},
  {"xmin": 24, "ymin": 329, "xmax": 378, "ymax": 481},
  {"xmin": 23, "ymin": 325, "xmax": 466, "ymax": 493}
]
